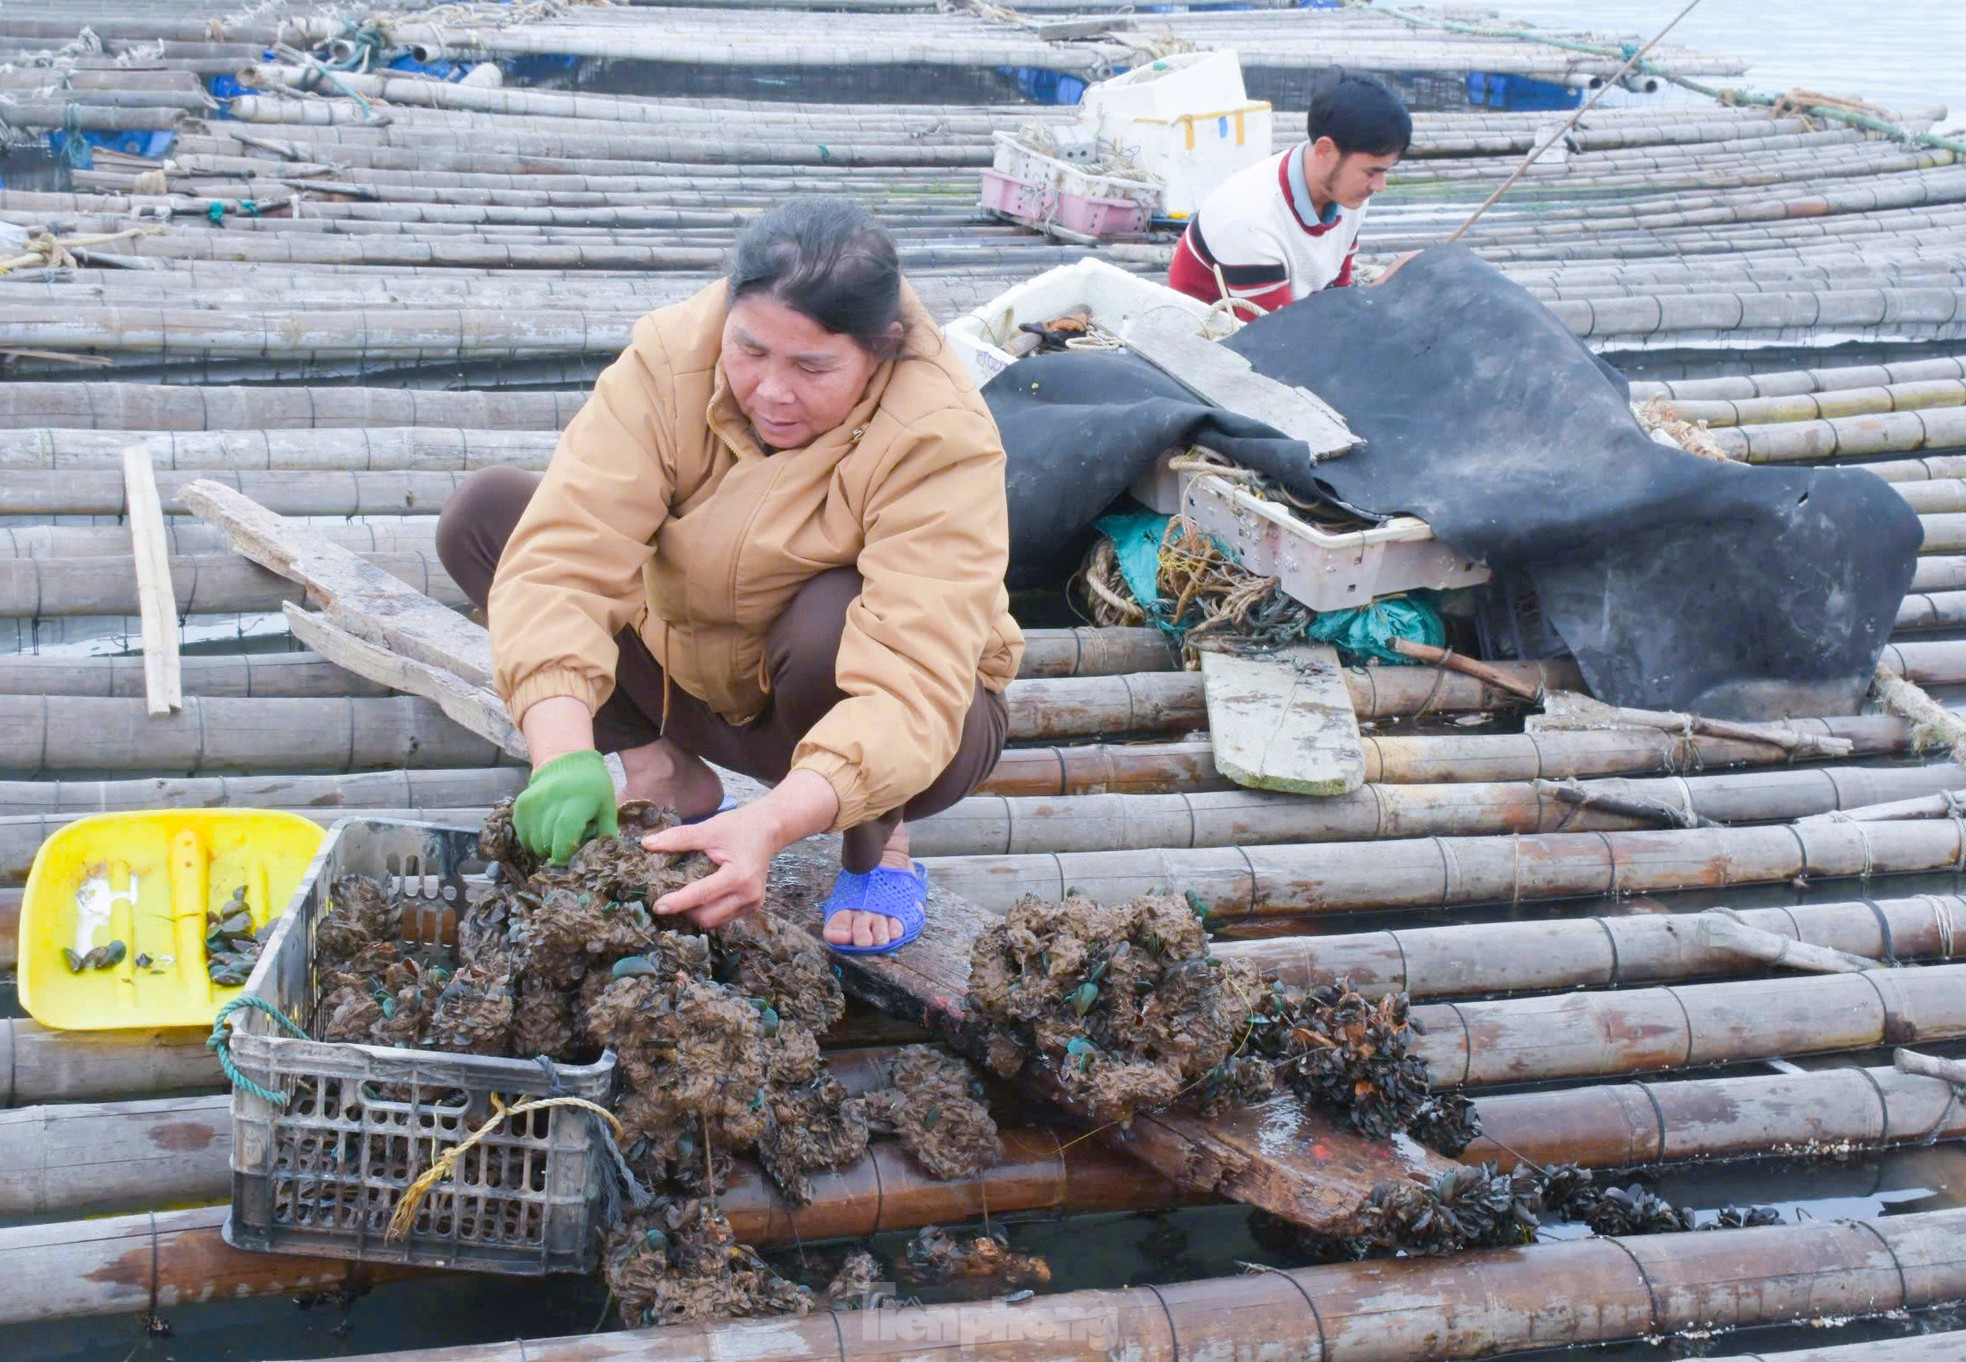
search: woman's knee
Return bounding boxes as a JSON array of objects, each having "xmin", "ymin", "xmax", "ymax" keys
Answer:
[
  {"xmin": 434, "ymin": 465, "xmax": 543, "ymax": 611},
  {"xmin": 764, "ymin": 567, "xmax": 862, "ymax": 694}
]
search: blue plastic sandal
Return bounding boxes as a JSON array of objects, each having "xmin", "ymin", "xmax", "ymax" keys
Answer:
[{"xmin": 821, "ymin": 861, "xmax": 928, "ymax": 955}]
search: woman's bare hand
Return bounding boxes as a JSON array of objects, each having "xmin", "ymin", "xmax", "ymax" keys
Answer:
[
  {"xmin": 641, "ymin": 768, "xmax": 840, "ymax": 929},
  {"xmin": 642, "ymin": 805, "xmax": 779, "ymax": 929}
]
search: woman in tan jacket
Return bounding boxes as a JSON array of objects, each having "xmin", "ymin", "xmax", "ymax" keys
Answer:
[{"xmin": 436, "ymin": 198, "xmax": 1024, "ymax": 953}]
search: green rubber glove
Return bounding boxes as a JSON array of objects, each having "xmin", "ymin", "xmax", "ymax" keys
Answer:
[{"xmin": 512, "ymin": 749, "xmax": 619, "ymax": 865}]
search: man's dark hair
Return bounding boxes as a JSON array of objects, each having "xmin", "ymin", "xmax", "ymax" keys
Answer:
[
  {"xmin": 728, "ymin": 196, "xmax": 906, "ymax": 361},
  {"xmin": 1305, "ymin": 68, "xmax": 1412, "ymax": 158}
]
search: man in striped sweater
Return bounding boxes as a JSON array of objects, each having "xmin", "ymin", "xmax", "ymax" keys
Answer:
[{"xmin": 1168, "ymin": 70, "xmax": 1414, "ymax": 315}]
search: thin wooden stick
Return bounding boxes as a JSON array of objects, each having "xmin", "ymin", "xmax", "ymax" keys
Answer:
[
  {"xmin": 1894, "ymin": 1047, "xmax": 1966, "ymax": 1086},
  {"xmin": 120, "ymin": 441, "xmax": 180, "ymax": 716},
  {"xmin": 1696, "ymin": 908, "xmax": 1881, "ymax": 974},
  {"xmin": 1389, "ymin": 637, "xmax": 1542, "ymax": 701},
  {"xmin": 1446, "ymin": 0, "xmax": 1708, "ymax": 244}
]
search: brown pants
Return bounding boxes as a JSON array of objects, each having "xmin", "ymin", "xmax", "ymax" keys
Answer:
[{"xmin": 435, "ymin": 465, "xmax": 1010, "ymax": 873}]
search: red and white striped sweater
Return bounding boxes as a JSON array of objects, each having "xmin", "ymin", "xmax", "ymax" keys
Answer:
[{"xmin": 1166, "ymin": 144, "xmax": 1363, "ymax": 314}]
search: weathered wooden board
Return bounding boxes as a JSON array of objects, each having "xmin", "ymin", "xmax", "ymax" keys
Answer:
[
  {"xmin": 762, "ymin": 834, "xmax": 1450, "ymax": 1233},
  {"xmin": 121, "ymin": 442, "xmax": 181, "ymax": 717},
  {"xmin": 282, "ymin": 605, "xmax": 523, "ymax": 760},
  {"xmin": 1118, "ymin": 310, "xmax": 1356, "ymax": 459},
  {"xmin": 1200, "ymin": 644, "xmax": 1365, "ymax": 795},
  {"xmin": 178, "ymin": 479, "xmax": 495, "ymax": 688}
]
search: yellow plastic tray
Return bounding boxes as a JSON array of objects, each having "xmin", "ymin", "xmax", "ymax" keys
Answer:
[{"xmin": 18, "ymin": 809, "xmax": 325, "ymax": 1031}]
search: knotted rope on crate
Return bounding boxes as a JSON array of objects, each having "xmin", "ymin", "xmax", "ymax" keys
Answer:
[
  {"xmin": 206, "ymin": 994, "xmax": 309, "ymax": 1107},
  {"xmin": 385, "ymin": 1091, "xmax": 632, "ymax": 1240}
]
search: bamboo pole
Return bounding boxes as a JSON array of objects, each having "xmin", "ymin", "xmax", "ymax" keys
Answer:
[
  {"xmin": 0, "ymin": 695, "xmax": 513, "ymax": 777},
  {"xmin": 0, "ymin": 427, "xmax": 559, "ymax": 473},
  {"xmin": 0, "ymin": 767, "xmax": 525, "ymax": 815},
  {"xmin": 912, "ymin": 763, "xmax": 1966, "ymax": 857},
  {"xmin": 922, "ymin": 812, "xmax": 1966, "ymax": 914},
  {"xmin": 1629, "ymin": 356, "xmax": 1966, "ymax": 403},
  {"xmin": 1408, "ymin": 962, "xmax": 1966, "ymax": 1087},
  {"xmin": 1708, "ymin": 406, "xmax": 1966, "ymax": 463},
  {"xmin": 1466, "ymin": 1063, "xmax": 1966, "ymax": 1169},
  {"xmin": 0, "ymin": 1018, "xmax": 213, "ymax": 1107},
  {"xmin": 1218, "ymin": 893, "xmax": 1966, "ymax": 999},
  {"xmin": 0, "ymin": 550, "xmax": 466, "ymax": 616},
  {"xmin": 0, "ymin": 633, "xmax": 1170, "ymax": 695},
  {"xmin": 248, "ymin": 1210, "xmax": 1966, "ymax": 1362},
  {"xmin": 0, "ymin": 382, "xmax": 579, "ymax": 432},
  {"xmin": 1663, "ymin": 379, "xmax": 1966, "ymax": 428},
  {"xmin": 977, "ymin": 715, "xmax": 1915, "ymax": 797}
]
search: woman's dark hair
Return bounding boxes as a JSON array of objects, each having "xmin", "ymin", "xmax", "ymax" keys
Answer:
[
  {"xmin": 728, "ymin": 197, "xmax": 907, "ymax": 362},
  {"xmin": 1305, "ymin": 68, "xmax": 1412, "ymax": 159}
]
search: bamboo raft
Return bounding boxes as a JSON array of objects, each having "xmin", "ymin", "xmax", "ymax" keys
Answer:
[{"xmin": 11, "ymin": 3, "xmax": 1966, "ymax": 1361}]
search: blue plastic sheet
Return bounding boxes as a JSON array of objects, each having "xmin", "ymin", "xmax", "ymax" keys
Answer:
[
  {"xmin": 47, "ymin": 128, "xmax": 176, "ymax": 170},
  {"xmin": 1306, "ymin": 596, "xmax": 1447, "ymax": 665}
]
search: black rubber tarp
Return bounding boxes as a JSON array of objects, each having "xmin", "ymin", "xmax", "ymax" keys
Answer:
[{"xmin": 988, "ymin": 246, "xmax": 1920, "ymax": 717}]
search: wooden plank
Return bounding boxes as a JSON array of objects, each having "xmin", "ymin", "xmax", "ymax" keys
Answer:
[
  {"xmin": 176, "ymin": 479, "xmax": 494, "ymax": 687},
  {"xmin": 761, "ymin": 834, "xmax": 1450, "ymax": 1234},
  {"xmin": 281, "ymin": 605, "xmax": 523, "ymax": 760},
  {"xmin": 1118, "ymin": 310, "xmax": 1356, "ymax": 459},
  {"xmin": 120, "ymin": 441, "xmax": 181, "ymax": 716},
  {"xmin": 1200, "ymin": 644, "xmax": 1364, "ymax": 796}
]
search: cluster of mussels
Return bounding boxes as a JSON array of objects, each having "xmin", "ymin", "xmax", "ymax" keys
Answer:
[
  {"xmin": 963, "ymin": 893, "xmax": 1477, "ymax": 1154},
  {"xmin": 1257, "ymin": 1163, "xmax": 1786, "ymax": 1262},
  {"xmin": 310, "ymin": 798, "xmax": 1003, "ymax": 1326}
]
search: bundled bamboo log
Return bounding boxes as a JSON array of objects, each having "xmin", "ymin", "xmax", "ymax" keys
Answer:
[
  {"xmin": 978, "ymin": 715, "xmax": 1915, "ymax": 798},
  {"xmin": 1218, "ymin": 894, "xmax": 1966, "ymax": 998},
  {"xmin": 1408, "ymin": 963, "xmax": 1966, "ymax": 1086},
  {"xmin": 0, "ymin": 382, "xmax": 579, "ymax": 431},
  {"xmin": 0, "ymin": 766, "xmax": 524, "ymax": 816},
  {"xmin": 1895, "ymin": 591, "xmax": 1966, "ymax": 632},
  {"xmin": 1003, "ymin": 661, "xmax": 1572, "ymax": 734},
  {"xmin": 1629, "ymin": 355, "xmax": 1966, "ymax": 402},
  {"xmin": 0, "ymin": 549, "xmax": 464, "ymax": 616},
  {"xmin": 1663, "ymin": 378, "xmax": 1966, "ymax": 427},
  {"xmin": 1709, "ymin": 405, "xmax": 1966, "ymax": 462},
  {"xmin": 1466, "ymin": 1063, "xmax": 1966, "ymax": 1169},
  {"xmin": 0, "ymin": 1018, "xmax": 212, "ymax": 1107},
  {"xmin": 0, "ymin": 468, "xmax": 460, "ymax": 518},
  {"xmin": 912, "ymin": 763, "xmax": 1964, "ymax": 857},
  {"xmin": 0, "ymin": 651, "xmax": 400, "ymax": 699},
  {"xmin": 1911, "ymin": 556, "xmax": 1966, "ymax": 592},
  {"xmin": 248, "ymin": 1211, "xmax": 1966, "ymax": 1362},
  {"xmin": 0, "ymin": 695, "xmax": 512, "ymax": 777},
  {"xmin": 0, "ymin": 628, "xmax": 1166, "ymax": 699},
  {"xmin": 0, "ymin": 518, "xmax": 442, "ymax": 560},
  {"xmin": 924, "ymin": 810, "xmax": 1966, "ymax": 913},
  {"xmin": 0, "ymin": 427, "xmax": 558, "ymax": 473}
]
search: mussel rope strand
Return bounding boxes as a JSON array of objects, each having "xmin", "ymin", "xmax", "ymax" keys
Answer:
[
  {"xmin": 533, "ymin": 1054, "xmax": 657, "ymax": 1228},
  {"xmin": 387, "ymin": 1094, "xmax": 626, "ymax": 1241},
  {"xmin": 206, "ymin": 995, "xmax": 309, "ymax": 1107}
]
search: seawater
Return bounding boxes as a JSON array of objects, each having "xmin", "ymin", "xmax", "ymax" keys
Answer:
[{"xmin": 1437, "ymin": 0, "xmax": 1966, "ymax": 135}]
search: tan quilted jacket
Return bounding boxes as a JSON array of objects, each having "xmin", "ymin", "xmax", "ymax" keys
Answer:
[{"xmin": 489, "ymin": 279, "xmax": 1023, "ymax": 831}]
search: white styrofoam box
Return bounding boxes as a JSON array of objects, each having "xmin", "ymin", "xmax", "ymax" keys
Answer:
[
  {"xmin": 943, "ymin": 257, "xmax": 1217, "ymax": 389},
  {"xmin": 1180, "ymin": 471, "xmax": 1490, "ymax": 612},
  {"xmin": 1079, "ymin": 51, "xmax": 1274, "ymax": 216},
  {"xmin": 1080, "ymin": 50, "xmax": 1250, "ymax": 129},
  {"xmin": 1125, "ymin": 103, "xmax": 1274, "ymax": 217}
]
